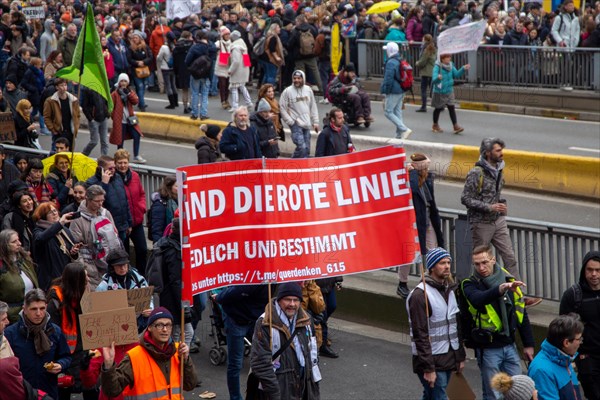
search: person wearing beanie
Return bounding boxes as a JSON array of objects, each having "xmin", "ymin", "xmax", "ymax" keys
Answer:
[
  {"xmin": 381, "ymin": 41, "xmax": 413, "ymax": 140},
  {"xmin": 250, "ymin": 280, "xmax": 321, "ymax": 399},
  {"xmin": 196, "ymin": 124, "xmax": 222, "ymax": 164},
  {"xmin": 327, "ymin": 62, "xmax": 373, "ymax": 125},
  {"xmin": 528, "ymin": 314, "xmax": 583, "ymax": 400},
  {"xmin": 110, "ymin": 73, "xmax": 146, "ymax": 163},
  {"xmin": 215, "ymin": 284, "xmax": 269, "ymax": 400},
  {"xmin": 492, "ymin": 373, "xmax": 538, "ymax": 400},
  {"xmin": 397, "ymin": 153, "xmax": 444, "ymax": 298},
  {"xmin": 279, "ymin": 69, "xmax": 320, "ymax": 158},
  {"xmin": 101, "ymin": 301, "xmax": 199, "ymax": 398},
  {"xmin": 227, "ymin": 30, "xmax": 253, "ymax": 113},
  {"xmin": 559, "ymin": 250, "xmax": 600, "ymax": 400},
  {"xmin": 406, "ymin": 247, "xmax": 466, "ymax": 399},
  {"xmin": 250, "ymin": 98, "xmax": 280, "ymax": 159},
  {"xmin": 215, "ymin": 27, "xmax": 232, "ymax": 110},
  {"xmin": 462, "ymin": 244, "xmax": 536, "ymax": 400}
]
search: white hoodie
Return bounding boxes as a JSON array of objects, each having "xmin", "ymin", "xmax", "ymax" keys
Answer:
[{"xmin": 279, "ymin": 70, "xmax": 320, "ymax": 129}]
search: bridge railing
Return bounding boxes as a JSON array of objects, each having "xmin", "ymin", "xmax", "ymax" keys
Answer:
[
  {"xmin": 2, "ymin": 143, "xmax": 598, "ymax": 302},
  {"xmin": 357, "ymin": 40, "xmax": 600, "ymax": 91}
]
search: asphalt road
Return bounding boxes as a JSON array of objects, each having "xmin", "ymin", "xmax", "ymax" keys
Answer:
[
  {"xmin": 184, "ymin": 318, "xmax": 485, "ymax": 400},
  {"xmin": 38, "ymin": 126, "xmax": 599, "ymax": 229},
  {"xmin": 135, "ymin": 90, "xmax": 600, "ymax": 158}
]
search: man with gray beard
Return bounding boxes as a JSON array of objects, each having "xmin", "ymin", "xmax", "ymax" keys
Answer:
[{"xmin": 219, "ymin": 106, "xmax": 262, "ymax": 160}]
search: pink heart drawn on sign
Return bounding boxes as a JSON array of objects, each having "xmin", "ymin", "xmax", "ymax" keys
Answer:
[
  {"xmin": 121, "ymin": 324, "xmax": 129, "ymax": 331},
  {"xmin": 86, "ymin": 330, "xmax": 93, "ymax": 338}
]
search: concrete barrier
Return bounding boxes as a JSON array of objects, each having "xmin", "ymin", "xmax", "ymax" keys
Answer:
[{"xmin": 136, "ymin": 113, "xmax": 599, "ymax": 200}]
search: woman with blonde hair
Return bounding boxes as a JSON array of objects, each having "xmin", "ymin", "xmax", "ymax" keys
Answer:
[
  {"xmin": 261, "ymin": 23, "xmax": 285, "ymax": 86},
  {"xmin": 126, "ymin": 30, "xmax": 153, "ymax": 112},
  {"xmin": 414, "ymin": 34, "xmax": 436, "ymax": 112},
  {"xmin": 14, "ymin": 99, "xmax": 38, "ymax": 148}
]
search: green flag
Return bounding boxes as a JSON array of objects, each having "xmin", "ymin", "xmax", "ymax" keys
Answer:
[{"xmin": 56, "ymin": 2, "xmax": 113, "ymax": 112}]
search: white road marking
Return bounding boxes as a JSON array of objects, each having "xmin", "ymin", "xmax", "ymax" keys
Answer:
[{"xmin": 568, "ymin": 146, "xmax": 600, "ymax": 154}]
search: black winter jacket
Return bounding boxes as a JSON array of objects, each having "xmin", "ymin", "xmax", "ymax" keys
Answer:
[
  {"xmin": 250, "ymin": 113, "xmax": 280, "ymax": 159},
  {"xmin": 219, "ymin": 123, "xmax": 262, "ymax": 161},
  {"xmin": 86, "ymin": 171, "xmax": 132, "ymax": 234},
  {"xmin": 409, "ymin": 169, "xmax": 444, "ymax": 255},
  {"xmin": 195, "ymin": 136, "xmax": 219, "ymax": 164}
]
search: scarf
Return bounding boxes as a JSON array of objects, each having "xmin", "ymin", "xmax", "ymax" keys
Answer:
[
  {"xmin": 274, "ymin": 301, "xmax": 305, "ymax": 368},
  {"xmin": 26, "ymin": 176, "xmax": 52, "ymax": 203},
  {"xmin": 10, "ymin": 209, "xmax": 34, "ymax": 249},
  {"xmin": 117, "ymin": 168, "xmax": 132, "ymax": 185},
  {"xmin": 142, "ymin": 329, "xmax": 175, "ymax": 360},
  {"xmin": 22, "ymin": 312, "xmax": 52, "ymax": 355},
  {"xmin": 440, "ymin": 61, "xmax": 453, "ymax": 72},
  {"xmin": 263, "ymin": 96, "xmax": 282, "ymax": 134},
  {"xmin": 478, "ymin": 156, "xmax": 505, "ymax": 181},
  {"xmin": 475, "ymin": 265, "xmax": 512, "ymax": 337}
]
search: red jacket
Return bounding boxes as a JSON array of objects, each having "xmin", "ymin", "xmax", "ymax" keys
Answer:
[
  {"xmin": 149, "ymin": 26, "xmax": 171, "ymax": 61},
  {"xmin": 121, "ymin": 169, "xmax": 146, "ymax": 227}
]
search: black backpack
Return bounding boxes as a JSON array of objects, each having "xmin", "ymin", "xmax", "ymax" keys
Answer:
[
  {"xmin": 188, "ymin": 54, "xmax": 213, "ymax": 79},
  {"xmin": 146, "ymin": 238, "xmax": 169, "ymax": 294},
  {"xmin": 146, "ymin": 197, "xmax": 167, "ymax": 241},
  {"xmin": 456, "ymin": 278, "xmax": 480, "ymax": 349}
]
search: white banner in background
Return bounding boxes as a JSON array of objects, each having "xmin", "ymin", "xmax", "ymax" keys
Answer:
[
  {"xmin": 167, "ymin": 0, "xmax": 201, "ymax": 19},
  {"xmin": 23, "ymin": 6, "xmax": 45, "ymax": 20},
  {"xmin": 437, "ymin": 20, "xmax": 487, "ymax": 56}
]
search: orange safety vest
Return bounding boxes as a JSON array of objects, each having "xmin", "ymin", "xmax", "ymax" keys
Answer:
[
  {"xmin": 123, "ymin": 344, "xmax": 182, "ymax": 400},
  {"xmin": 52, "ymin": 286, "xmax": 78, "ymax": 353}
]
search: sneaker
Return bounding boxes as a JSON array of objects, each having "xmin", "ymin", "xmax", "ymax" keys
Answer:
[
  {"xmin": 134, "ymin": 156, "xmax": 147, "ymax": 164},
  {"xmin": 415, "ymin": 107, "xmax": 427, "ymax": 113},
  {"xmin": 319, "ymin": 98, "xmax": 329, "ymax": 104},
  {"xmin": 227, "ymin": 108, "xmax": 234, "ymax": 113},
  {"xmin": 138, "ymin": 105, "xmax": 147, "ymax": 112},
  {"xmin": 190, "ymin": 115, "xmax": 198, "ymax": 120},
  {"xmin": 356, "ymin": 116, "xmax": 366, "ymax": 124},
  {"xmin": 396, "ymin": 282, "xmax": 409, "ymax": 298},
  {"xmin": 523, "ymin": 297, "xmax": 543, "ymax": 308},
  {"xmin": 319, "ymin": 345, "xmax": 339, "ymax": 358},
  {"xmin": 561, "ymin": 85, "xmax": 573, "ymax": 92},
  {"xmin": 200, "ymin": 115, "xmax": 210, "ymax": 121},
  {"xmin": 401, "ymin": 129, "xmax": 413, "ymax": 140},
  {"xmin": 365, "ymin": 116, "xmax": 375, "ymax": 122}
]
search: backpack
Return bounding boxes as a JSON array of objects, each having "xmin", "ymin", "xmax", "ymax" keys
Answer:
[
  {"xmin": 146, "ymin": 239, "xmax": 169, "ymax": 294},
  {"xmin": 167, "ymin": 54, "xmax": 174, "ymax": 69},
  {"xmin": 299, "ymin": 30, "xmax": 316, "ymax": 56},
  {"xmin": 569, "ymin": 283, "xmax": 583, "ymax": 313},
  {"xmin": 146, "ymin": 197, "xmax": 167, "ymax": 241},
  {"xmin": 188, "ymin": 54, "xmax": 213, "ymax": 79},
  {"xmin": 253, "ymin": 36, "xmax": 267, "ymax": 56},
  {"xmin": 398, "ymin": 59, "xmax": 414, "ymax": 92}
]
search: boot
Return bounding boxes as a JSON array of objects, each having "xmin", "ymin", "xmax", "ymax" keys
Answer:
[
  {"xmin": 173, "ymin": 92, "xmax": 179, "ymax": 108},
  {"xmin": 453, "ymin": 124, "xmax": 464, "ymax": 134},
  {"xmin": 183, "ymin": 103, "xmax": 191, "ymax": 114},
  {"xmin": 415, "ymin": 103, "xmax": 427, "ymax": 112},
  {"xmin": 432, "ymin": 124, "xmax": 443, "ymax": 133},
  {"xmin": 165, "ymin": 95, "xmax": 176, "ymax": 109}
]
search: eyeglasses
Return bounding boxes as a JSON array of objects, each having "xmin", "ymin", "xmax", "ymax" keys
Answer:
[
  {"xmin": 47, "ymin": 209, "xmax": 59, "ymax": 215},
  {"xmin": 153, "ymin": 323, "xmax": 173, "ymax": 330}
]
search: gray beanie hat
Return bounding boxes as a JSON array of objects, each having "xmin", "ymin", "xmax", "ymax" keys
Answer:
[
  {"xmin": 491, "ymin": 373, "xmax": 536, "ymax": 400},
  {"xmin": 257, "ymin": 98, "xmax": 271, "ymax": 113},
  {"xmin": 230, "ymin": 30, "xmax": 242, "ymax": 42}
]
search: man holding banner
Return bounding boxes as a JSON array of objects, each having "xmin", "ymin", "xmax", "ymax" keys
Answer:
[{"xmin": 250, "ymin": 283, "xmax": 321, "ymax": 400}]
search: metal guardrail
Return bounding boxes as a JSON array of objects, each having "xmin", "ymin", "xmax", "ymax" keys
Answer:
[
  {"xmin": 2, "ymin": 144, "xmax": 598, "ymax": 302},
  {"xmin": 357, "ymin": 40, "xmax": 600, "ymax": 90}
]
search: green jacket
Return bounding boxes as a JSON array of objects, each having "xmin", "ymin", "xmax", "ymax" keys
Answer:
[
  {"xmin": 415, "ymin": 51, "xmax": 436, "ymax": 77},
  {"xmin": 0, "ymin": 258, "xmax": 38, "ymax": 323}
]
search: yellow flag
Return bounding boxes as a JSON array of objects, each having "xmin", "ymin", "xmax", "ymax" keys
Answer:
[{"xmin": 331, "ymin": 23, "xmax": 343, "ymax": 75}]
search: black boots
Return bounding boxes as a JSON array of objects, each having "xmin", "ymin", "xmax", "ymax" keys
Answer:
[{"xmin": 165, "ymin": 94, "xmax": 179, "ymax": 109}]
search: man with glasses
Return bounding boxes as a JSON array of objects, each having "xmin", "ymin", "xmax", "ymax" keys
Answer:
[
  {"xmin": 250, "ymin": 282, "xmax": 321, "ymax": 400},
  {"xmin": 461, "ymin": 244, "xmax": 535, "ymax": 400},
  {"xmin": 560, "ymin": 250, "xmax": 600, "ymax": 400},
  {"xmin": 102, "ymin": 307, "xmax": 198, "ymax": 398},
  {"xmin": 528, "ymin": 314, "xmax": 584, "ymax": 400}
]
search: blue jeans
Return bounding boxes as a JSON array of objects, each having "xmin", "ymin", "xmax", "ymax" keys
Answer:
[
  {"xmin": 260, "ymin": 60, "xmax": 277, "ymax": 85},
  {"xmin": 132, "ymin": 76, "xmax": 147, "ymax": 108},
  {"xmin": 119, "ymin": 124, "xmax": 141, "ymax": 157},
  {"xmin": 190, "ymin": 77, "xmax": 210, "ymax": 118},
  {"xmin": 224, "ymin": 315, "xmax": 254, "ymax": 400},
  {"xmin": 291, "ymin": 123, "xmax": 311, "ymax": 158},
  {"xmin": 384, "ymin": 93, "xmax": 409, "ymax": 137},
  {"xmin": 476, "ymin": 344, "xmax": 522, "ymax": 400},
  {"xmin": 417, "ymin": 370, "xmax": 452, "ymax": 400},
  {"xmin": 210, "ymin": 73, "xmax": 218, "ymax": 96}
]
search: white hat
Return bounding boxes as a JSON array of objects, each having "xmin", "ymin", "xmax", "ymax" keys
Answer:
[
  {"xmin": 116, "ymin": 73, "xmax": 130, "ymax": 87},
  {"xmin": 383, "ymin": 42, "xmax": 399, "ymax": 58}
]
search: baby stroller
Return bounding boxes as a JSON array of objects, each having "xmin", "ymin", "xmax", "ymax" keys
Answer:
[{"xmin": 208, "ymin": 293, "xmax": 252, "ymax": 366}]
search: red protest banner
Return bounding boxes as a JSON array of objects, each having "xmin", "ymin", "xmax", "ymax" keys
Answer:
[{"xmin": 177, "ymin": 146, "xmax": 419, "ymax": 300}]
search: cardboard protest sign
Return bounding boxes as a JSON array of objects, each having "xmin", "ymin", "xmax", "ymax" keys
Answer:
[
  {"xmin": 0, "ymin": 112, "xmax": 16, "ymax": 142},
  {"xmin": 127, "ymin": 286, "xmax": 154, "ymax": 314},
  {"xmin": 177, "ymin": 146, "xmax": 419, "ymax": 300},
  {"xmin": 437, "ymin": 20, "xmax": 486, "ymax": 57},
  {"xmin": 23, "ymin": 6, "xmax": 45, "ymax": 20},
  {"xmin": 79, "ymin": 291, "xmax": 138, "ymax": 350}
]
